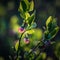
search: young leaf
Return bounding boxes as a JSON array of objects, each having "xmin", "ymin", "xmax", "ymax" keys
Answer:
[
  {"xmin": 46, "ymin": 16, "xmax": 58, "ymax": 32},
  {"xmin": 24, "ymin": 0, "xmax": 30, "ymax": 10},
  {"xmin": 49, "ymin": 27, "xmax": 59, "ymax": 40},
  {"xmin": 25, "ymin": 29, "xmax": 35, "ymax": 34},
  {"xmin": 19, "ymin": 0, "xmax": 27, "ymax": 12},
  {"xmin": 52, "ymin": 18, "xmax": 57, "ymax": 28},
  {"xmin": 44, "ymin": 30, "xmax": 50, "ymax": 40},
  {"xmin": 44, "ymin": 27, "xmax": 59, "ymax": 40},
  {"xmin": 20, "ymin": 12, "xmax": 26, "ymax": 19},
  {"xmin": 18, "ymin": 2, "xmax": 23, "ymax": 12},
  {"xmin": 29, "ymin": 29, "xmax": 43, "ymax": 41},
  {"xmin": 46, "ymin": 16, "xmax": 52, "ymax": 27},
  {"xmin": 20, "ymin": 12, "xmax": 30, "ymax": 19},
  {"xmin": 25, "ymin": 12, "xmax": 30, "ymax": 19},
  {"xmin": 27, "ymin": 11, "xmax": 35, "ymax": 25},
  {"xmin": 48, "ymin": 18, "xmax": 57, "ymax": 32},
  {"xmin": 29, "ymin": 0, "xmax": 34, "ymax": 11}
]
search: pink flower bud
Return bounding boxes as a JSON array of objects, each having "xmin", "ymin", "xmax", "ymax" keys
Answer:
[
  {"xmin": 18, "ymin": 27, "xmax": 25, "ymax": 33},
  {"xmin": 24, "ymin": 38, "xmax": 30, "ymax": 44}
]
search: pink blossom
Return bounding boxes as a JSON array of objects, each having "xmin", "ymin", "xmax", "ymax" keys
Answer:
[
  {"xmin": 18, "ymin": 27, "xmax": 25, "ymax": 33},
  {"xmin": 24, "ymin": 38, "xmax": 30, "ymax": 44}
]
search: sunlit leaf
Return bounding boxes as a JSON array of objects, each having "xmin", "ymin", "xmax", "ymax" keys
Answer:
[
  {"xmin": 27, "ymin": 11, "xmax": 35, "ymax": 25},
  {"xmin": 25, "ymin": 12, "xmax": 30, "ymax": 19},
  {"xmin": 24, "ymin": 0, "xmax": 30, "ymax": 10},
  {"xmin": 19, "ymin": 0, "xmax": 27, "ymax": 12},
  {"xmin": 30, "ymin": 29, "xmax": 43, "ymax": 41},
  {"xmin": 46, "ymin": 16, "xmax": 52, "ymax": 27},
  {"xmin": 20, "ymin": 12, "xmax": 30, "ymax": 19},
  {"xmin": 25, "ymin": 29, "xmax": 35, "ymax": 34},
  {"xmin": 29, "ymin": 0, "xmax": 34, "ymax": 11},
  {"xmin": 46, "ymin": 16, "xmax": 58, "ymax": 32},
  {"xmin": 15, "ymin": 41, "xmax": 19, "ymax": 51},
  {"xmin": 18, "ymin": 2, "xmax": 23, "ymax": 12},
  {"xmin": 19, "ymin": 0, "xmax": 30, "ymax": 12}
]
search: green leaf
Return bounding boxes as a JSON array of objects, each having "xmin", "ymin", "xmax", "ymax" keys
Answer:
[
  {"xmin": 27, "ymin": 11, "xmax": 35, "ymax": 25},
  {"xmin": 25, "ymin": 12, "xmax": 30, "ymax": 19},
  {"xmin": 18, "ymin": 2, "xmax": 23, "ymax": 12},
  {"xmin": 25, "ymin": 29, "xmax": 35, "ymax": 34},
  {"xmin": 29, "ymin": 22, "xmax": 37, "ymax": 29},
  {"xmin": 46, "ymin": 16, "xmax": 58, "ymax": 32},
  {"xmin": 29, "ymin": 0, "xmax": 34, "ymax": 11},
  {"xmin": 52, "ymin": 18, "xmax": 57, "ymax": 28},
  {"xmin": 44, "ymin": 27, "xmax": 59, "ymax": 40},
  {"xmin": 15, "ymin": 41, "xmax": 19, "ymax": 51},
  {"xmin": 20, "ymin": 12, "xmax": 26, "ymax": 19},
  {"xmin": 44, "ymin": 30, "xmax": 50, "ymax": 40},
  {"xmin": 46, "ymin": 16, "xmax": 52, "ymax": 27},
  {"xmin": 49, "ymin": 27, "xmax": 59, "ymax": 39},
  {"xmin": 20, "ymin": 12, "xmax": 30, "ymax": 19},
  {"xmin": 24, "ymin": 0, "xmax": 30, "ymax": 10},
  {"xmin": 19, "ymin": 0, "xmax": 27, "ymax": 12},
  {"xmin": 30, "ymin": 29, "xmax": 43, "ymax": 41}
]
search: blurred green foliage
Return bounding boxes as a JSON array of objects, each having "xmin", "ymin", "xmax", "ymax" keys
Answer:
[{"xmin": 54, "ymin": 42, "xmax": 60, "ymax": 59}]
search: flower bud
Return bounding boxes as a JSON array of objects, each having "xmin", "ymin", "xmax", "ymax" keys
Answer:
[
  {"xmin": 24, "ymin": 37, "xmax": 30, "ymax": 44},
  {"xmin": 18, "ymin": 27, "xmax": 25, "ymax": 33}
]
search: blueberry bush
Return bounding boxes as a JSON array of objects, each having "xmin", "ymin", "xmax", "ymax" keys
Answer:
[
  {"xmin": 2, "ymin": 0, "xmax": 59, "ymax": 60},
  {"xmin": 8, "ymin": 0, "xmax": 59, "ymax": 60}
]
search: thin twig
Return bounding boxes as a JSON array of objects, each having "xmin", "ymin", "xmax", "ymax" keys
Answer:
[
  {"xmin": 27, "ymin": 41, "xmax": 43, "ymax": 55},
  {"xmin": 15, "ymin": 33, "xmax": 24, "ymax": 60}
]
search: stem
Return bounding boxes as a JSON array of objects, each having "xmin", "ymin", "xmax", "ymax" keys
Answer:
[
  {"xmin": 33, "ymin": 48, "xmax": 45, "ymax": 60},
  {"xmin": 15, "ymin": 33, "xmax": 24, "ymax": 60},
  {"xmin": 33, "ymin": 51, "xmax": 40, "ymax": 60},
  {"xmin": 27, "ymin": 40, "xmax": 44, "ymax": 55},
  {"xmin": 15, "ymin": 29, "xmax": 32, "ymax": 60},
  {"xmin": 15, "ymin": 29, "xmax": 44, "ymax": 60}
]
